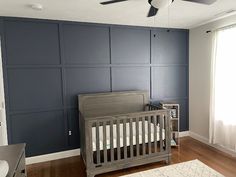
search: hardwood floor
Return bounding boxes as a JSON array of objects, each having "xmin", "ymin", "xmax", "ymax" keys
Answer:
[{"xmin": 27, "ymin": 137, "xmax": 236, "ymax": 177}]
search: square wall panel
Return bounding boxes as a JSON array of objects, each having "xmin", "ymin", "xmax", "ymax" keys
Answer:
[
  {"xmin": 151, "ymin": 30, "xmax": 188, "ymax": 64},
  {"xmin": 111, "ymin": 27, "xmax": 150, "ymax": 64},
  {"xmin": 152, "ymin": 66, "xmax": 187, "ymax": 99},
  {"xmin": 112, "ymin": 67, "xmax": 150, "ymax": 93},
  {"xmin": 63, "ymin": 24, "xmax": 110, "ymax": 64},
  {"xmin": 11, "ymin": 111, "xmax": 67, "ymax": 156},
  {"xmin": 65, "ymin": 67, "xmax": 111, "ymax": 107},
  {"xmin": 5, "ymin": 20, "xmax": 60, "ymax": 65},
  {"xmin": 7, "ymin": 68, "xmax": 63, "ymax": 111}
]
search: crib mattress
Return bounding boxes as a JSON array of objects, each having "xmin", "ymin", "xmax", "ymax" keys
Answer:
[{"xmin": 92, "ymin": 121, "xmax": 165, "ymax": 151}]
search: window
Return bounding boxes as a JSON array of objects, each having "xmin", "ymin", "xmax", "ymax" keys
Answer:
[{"xmin": 214, "ymin": 26, "xmax": 236, "ymax": 125}]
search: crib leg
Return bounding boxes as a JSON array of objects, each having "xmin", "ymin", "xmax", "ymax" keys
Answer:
[
  {"xmin": 87, "ymin": 175, "xmax": 94, "ymax": 177},
  {"xmin": 165, "ymin": 157, "xmax": 171, "ymax": 165},
  {"xmin": 87, "ymin": 173, "xmax": 95, "ymax": 177},
  {"xmin": 87, "ymin": 170, "xmax": 95, "ymax": 177}
]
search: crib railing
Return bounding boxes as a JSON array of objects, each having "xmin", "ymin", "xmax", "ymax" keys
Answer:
[{"xmin": 82, "ymin": 110, "xmax": 171, "ymax": 170}]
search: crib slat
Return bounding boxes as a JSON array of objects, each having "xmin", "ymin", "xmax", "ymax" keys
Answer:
[
  {"xmin": 160, "ymin": 114, "xmax": 163, "ymax": 152},
  {"xmin": 164, "ymin": 113, "xmax": 168, "ymax": 151},
  {"xmin": 117, "ymin": 120, "xmax": 121, "ymax": 160},
  {"xmin": 110, "ymin": 120, "xmax": 114, "ymax": 162},
  {"xmin": 123, "ymin": 119, "xmax": 127, "ymax": 159},
  {"xmin": 103, "ymin": 121, "xmax": 107, "ymax": 163},
  {"xmin": 96, "ymin": 121, "xmax": 101, "ymax": 164},
  {"xmin": 153, "ymin": 115, "xmax": 157, "ymax": 153},
  {"xmin": 148, "ymin": 116, "xmax": 151, "ymax": 154},
  {"xmin": 142, "ymin": 116, "xmax": 145, "ymax": 155},
  {"xmin": 136, "ymin": 118, "xmax": 139, "ymax": 156},
  {"xmin": 129, "ymin": 118, "xmax": 133, "ymax": 158}
]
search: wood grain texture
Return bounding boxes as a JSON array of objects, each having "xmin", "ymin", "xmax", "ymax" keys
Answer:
[
  {"xmin": 27, "ymin": 137, "xmax": 236, "ymax": 177},
  {"xmin": 78, "ymin": 91, "xmax": 149, "ymax": 118}
]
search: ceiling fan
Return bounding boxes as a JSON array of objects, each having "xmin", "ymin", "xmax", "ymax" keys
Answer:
[{"xmin": 100, "ymin": 0, "xmax": 217, "ymax": 17}]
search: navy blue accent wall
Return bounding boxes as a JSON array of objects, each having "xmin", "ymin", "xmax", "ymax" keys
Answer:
[{"xmin": 0, "ymin": 17, "xmax": 189, "ymax": 157}]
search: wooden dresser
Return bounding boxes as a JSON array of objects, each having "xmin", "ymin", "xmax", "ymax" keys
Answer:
[{"xmin": 0, "ymin": 144, "xmax": 26, "ymax": 177}]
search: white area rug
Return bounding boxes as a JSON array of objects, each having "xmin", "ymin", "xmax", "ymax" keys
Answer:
[{"xmin": 121, "ymin": 160, "xmax": 224, "ymax": 177}]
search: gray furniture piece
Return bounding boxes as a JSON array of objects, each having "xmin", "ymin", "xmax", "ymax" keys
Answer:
[
  {"xmin": 0, "ymin": 144, "xmax": 26, "ymax": 177},
  {"xmin": 78, "ymin": 91, "xmax": 171, "ymax": 177},
  {"xmin": 160, "ymin": 102, "xmax": 180, "ymax": 147}
]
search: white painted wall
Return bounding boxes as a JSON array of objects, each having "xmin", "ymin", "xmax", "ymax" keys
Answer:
[{"xmin": 189, "ymin": 14, "xmax": 236, "ymax": 140}]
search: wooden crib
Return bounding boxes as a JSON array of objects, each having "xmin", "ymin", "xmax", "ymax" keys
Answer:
[{"xmin": 78, "ymin": 91, "xmax": 171, "ymax": 177}]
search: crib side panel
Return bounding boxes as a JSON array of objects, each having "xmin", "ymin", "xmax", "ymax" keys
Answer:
[{"xmin": 84, "ymin": 109, "xmax": 171, "ymax": 176}]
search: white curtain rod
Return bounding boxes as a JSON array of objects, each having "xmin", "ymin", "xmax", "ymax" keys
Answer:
[{"xmin": 206, "ymin": 23, "xmax": 236, "ymax": 33}]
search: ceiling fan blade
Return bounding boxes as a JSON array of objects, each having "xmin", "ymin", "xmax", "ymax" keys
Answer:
[
  {"xmin": 100, "ymin": 0, "xmax": 129, "ymax": 5},
  {"xmin": 147, "ymin": 6, "xmax": 158, "ymax": 17},
  {"xmin": 182, "ymin": 0, "xmax": 217, "ymax": 5}
]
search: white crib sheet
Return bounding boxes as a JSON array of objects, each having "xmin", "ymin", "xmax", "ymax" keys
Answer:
[{"xmin": 92, "ymin": 121, "xmax": 165, "ymax": 151}]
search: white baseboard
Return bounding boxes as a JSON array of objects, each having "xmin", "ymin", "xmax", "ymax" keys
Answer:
[
  {"xmin": 189, "ymin": 131, "xmax": 236, "ymax": 157},
  {"xmin": 189, "ymin": 131, "xmax": 209, "ymax": 144},
  {"xmin": 26, "ymin": 131, "xmax": 235, "ymax": 165},
  {"xmin": 26, "ymin": 131, "xmax": 190, "ymax": 165},
  {"xmin": 179, "ymin": 131, "xmax": 190, "ymax": 137},
  {"xmin": 26, "ymin": 148, "xmax": 80, "ymax": 165}
]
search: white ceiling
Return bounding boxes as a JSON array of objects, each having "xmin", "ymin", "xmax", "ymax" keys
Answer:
[{"xmin": 0, "ymin": 0, "xmax": 236, "ymax": 29}]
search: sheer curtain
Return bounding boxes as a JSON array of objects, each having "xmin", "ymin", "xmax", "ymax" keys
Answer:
[{"xmin": 209, "ymin": 25, "xmax": 236, "ymax": 152}]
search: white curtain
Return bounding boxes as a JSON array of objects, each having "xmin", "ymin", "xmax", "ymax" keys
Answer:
[{"xmin": 209, "ymin": 25, "xmax": 236, "ymax": 152}]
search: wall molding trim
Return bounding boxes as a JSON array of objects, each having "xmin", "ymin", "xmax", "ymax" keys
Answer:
[
  {"xmin": 26, "ymin": 148, "xmax": 80, "ymax": 165},
  {"xmin": 189, "ymin": 131, "xmax": 236, "ymax": 157}
]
